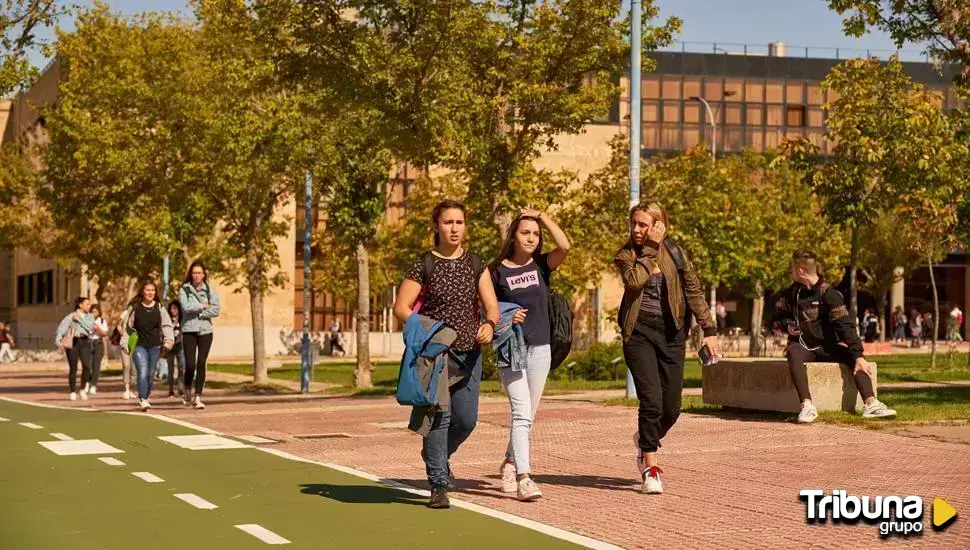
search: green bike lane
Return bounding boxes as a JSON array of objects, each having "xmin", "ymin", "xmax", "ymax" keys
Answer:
[{"xmin": 0, "ymin": 398, "xmax": 583, "ymax": 549}]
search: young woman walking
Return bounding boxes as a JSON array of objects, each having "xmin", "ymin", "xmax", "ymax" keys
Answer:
[
  {"xmin": 87, "ymin": 304, "xmax": 109, "ymax": 396},
  {"xmin": 615, "ymin": 202, "xmax": 718, "ymax": 495},
  {"xmin": 393, "ymin": 199, "xmax": 499, "ymax": 509},
  {"xmin": 180, "ymin": 261, "xmax": 221, "ymax": 410},
  {"xmin": 55, "ymin": 297, "xmax": 96, "ymax": 401},
  {"xmin": 165, "ymin": 301, "xmax": 186, "ymax": 399},
  {"xmin": 125, "ymin": 281, "xmax": 174, "ymax": 412},
  {"xmin": 490, "ymin": 208, "xmax": 570, "ymax": 501}
]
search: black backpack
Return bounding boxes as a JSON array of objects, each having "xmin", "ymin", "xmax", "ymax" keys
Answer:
[{"xmin": 540, "ymin": 266, "xmax": 572, "ymax": 371}]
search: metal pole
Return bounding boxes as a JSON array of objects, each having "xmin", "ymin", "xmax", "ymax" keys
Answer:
[
  {"xmin": 626, "ymin": 0, "xmax": 642, "ymax": 400},
  {"xmin": 695, "ymin": 96, "xmax": 719, "ymax": 315},
  {"xmin": 162, "ymin": 256, "xmax": 169, "ymax": 301},
  {"xmin": 301, "ymin": 169, "xmax": 313, "ymax": 393}
]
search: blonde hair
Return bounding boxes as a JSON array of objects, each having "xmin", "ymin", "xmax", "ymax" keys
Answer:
[{"xmin": 629, "ymin": 201, "xmax": 669, "ymax": 228}]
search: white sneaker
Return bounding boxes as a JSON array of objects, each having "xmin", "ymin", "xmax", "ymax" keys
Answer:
[
  {"xmin": 123, "ymin": 389, "xmax": 132, "ymax": 400},
  {"xmin": 79, "ymin": 390, "xmax": 88, "ymax": 401},
  {"xmin": 516, "ymin": 478, "xmax": 542, "ymax": 502},
  {"xmin": 797, "ymin": 402, "xmax": 818, "ymax": 424},
  {"xmin": 641, "ymin": 466, "xmax": 664, "ymax": 495},
  {"xmin": 83, "ymin": 383, "xmax": 90, "ymax": 393},
  {"xmin": 633, "ymin": 431, "xmax": 645, "ymax": 473},
  {"xmin": 88, "ymin": 385, "xmax": 97, "ymax": 396},
  {"xmin": 862, "ymin": 400, "xmax": 897, "ymax": 419},
  {"xmin": 139, "ymin": 399, "xmax": 151, "ymax": 412},
  {"xmin": 69, "ymin": 392, "xmax": 77, "ymax": 401},
  {"xmin": 193, "ymin": 396, "xmax": 206, "ymax": 410},
  {"xmin": 500, "ymin": 460, "xmax": 517, "ymax": 493}
]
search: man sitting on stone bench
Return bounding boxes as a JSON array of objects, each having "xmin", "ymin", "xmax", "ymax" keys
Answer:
[{"xmin": 774, "ymin": 250, "xmax": 896, "ymax": 424}]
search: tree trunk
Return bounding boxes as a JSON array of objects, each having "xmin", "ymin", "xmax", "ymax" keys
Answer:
[
  {"xmin": 928, "ymin": 255, "xmax": 939, "ymax": 370},
  {"xmin": 354, "ymin": 243, "xmax": 373, "ymax": 389},
  {"xmin": 849, "ymin": 225, "xmax": 860, "ymax": 331},
  {"xmin": 246, "ymin": 241, "xmax": 267, "ymax": 384},
  {"xmin": 748, "ymin": 280, "xmax": 765, "ymax": 357}
]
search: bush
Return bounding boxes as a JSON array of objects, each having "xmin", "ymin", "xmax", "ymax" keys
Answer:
[{"xmin": 552, "ymin": 341, "xmax": 625, "ymax": 381}]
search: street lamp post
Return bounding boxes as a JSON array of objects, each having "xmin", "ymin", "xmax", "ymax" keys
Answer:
[
  {"xmin": 626, "ymin": 0, "xmax": 642, "ymax": 399},
  {"xmin": 690, "ymin": 91, "xmax": 735, "ymax": 315},
  {"xmin": 301, "ymin": 169, "xmax": 313, "ymax": 394}
]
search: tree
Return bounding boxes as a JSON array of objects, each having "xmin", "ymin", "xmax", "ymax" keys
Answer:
[
  {"xmin": 40, "ymin": 6, "xmax": 218, "ymax": 310},
  {"xmin": 780, "ymin": 57, "xmax": 945, "ymax": 325},
  {"xmin": 857, "ymin": 211, "xmax": 923, "ymax": 341},
  {"xmin": 828, "ymin": 0, "xmax": 970, "ymax": 83},
  {"xmin": 188, "ymin": 0, "xmax": 313, "ymax": 384},
  {"xmin": 1, "ymin": 0, "xmax": 66, "ymax": 95}
]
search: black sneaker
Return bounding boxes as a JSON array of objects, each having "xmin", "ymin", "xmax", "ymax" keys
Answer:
[
  {"xmin": 428, "ymin": 487, "xmax": 450, "ymax": 509},
  {"xmin": 446, "ymin": 465, "xmax": 456, "ymax": 490}
]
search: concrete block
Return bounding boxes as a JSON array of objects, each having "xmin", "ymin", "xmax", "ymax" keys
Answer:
[{"xmin": 702, "ymin": 358, "xmax": 876, "ymax": 413}]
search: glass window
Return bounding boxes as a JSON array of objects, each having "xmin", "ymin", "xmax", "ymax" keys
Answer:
[
  {"xmin": 643, "ymin": 123, "xmax": 659, "ymax": 149},
  {"xmin": 644, "ymin": 101, "xmax": 659, "ymax": 123},
  {"xmin": 745, "ymin": 80, "xmax": 764, "ymax": 103},
  {"xmin": 725, "ymin": 104, "xmax": 742, "ymax": 125},
  {"xmin": 704, "ymin": 79, "xmax": 723, "ymax": 101},
  {"xmin": 766, "ymin": 81, "xmax": 784, "ymax": 103},
  {"xmin": 662, "ymin": 102, "xmax": 680, "ymax": 123},
  {"xmin": 662, "ymin": 78, "xmax": 682, "ymax": 99},
  {"xmin": 765, "ymin": 129, "xmax": 783, "ymax": 149},
  {"xmin": 660, "ymin": 124, "xmax": 680, "ymax": 149},
  {"xmin": 725, "ymin": 79, "xmax": 743, "ymax": 101},
  {"xmin": 807, "ymin": 107, "xmax": 823, "ymax": 127},
  {"xmin": 745, "ymin": 128, "xmax": 764, "ymax": 151},
  {"xmin": 767, "ymin": 105, "xmax": 785, "ymax": 126},
  {"xmin": 786, "ymin": 82, "xmax": 805, "ymax": 104},
  {"xmin": 746, "ymin": 104, "xmax": 764, "ymax": 125},
  {"xmin": 683, "ymin": 103, "xmax": 701, "ymax": 124},
  {"xmin": 807, "ymin": 83, "xmax": 824, "ymax": 105},
  {"xmin": 683, "ymin": 78, "xmax": 701, "ymax": 100},
  {"xmin": 786, "ymin": 105, "xmax": 806, "ymax": 127},
  {"xmin": 643, "ymin": 77, "xmax": 660, "ymax": 99},
  {"xmin": 723, "ymin": 128, "xmax": 744, "ymax": 151}
]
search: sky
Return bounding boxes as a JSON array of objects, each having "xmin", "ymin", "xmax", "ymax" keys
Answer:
[{"xmin": 26, "ymin": 0, "xmax": 926, "ymax": 68}]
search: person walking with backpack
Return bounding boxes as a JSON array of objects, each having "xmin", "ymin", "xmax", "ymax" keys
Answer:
[
  {"xmin": 86, "ymin": 304, "xmax": 109, "ymax": 396},
  {"xmin": 124, "ymin": 281, "xmax": 174, "ymax": 412},
  {"xmin": 489, "ymin": 208, "xmax": 570, "ymax": 502},
  {"xmin": 54, "ymin": 297, "xmax": 97, "ymax": 401},
  {"xmin": 165, "ymin": 300, "xmax": 186, "ymax": 399},
  {"xmin": 615, "ymin": 202, "xmax": 719, "ymax": 495},
  {"xmin": 180, "ymin": 261, "xmax": 220, "ymax": 410},
  {"xmin": 393, "ymin": 199, "xmax": 499, "ymax": 509}
]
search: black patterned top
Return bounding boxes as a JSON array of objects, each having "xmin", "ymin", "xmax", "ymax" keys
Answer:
[{"xmin": 406, "ymin": 250, "xmax": 485, "ymax": 351}]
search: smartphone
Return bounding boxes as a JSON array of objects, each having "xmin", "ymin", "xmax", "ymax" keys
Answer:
[{"xmin": 699, "ymin": 344, "xmax": 721, "ymax": 366}]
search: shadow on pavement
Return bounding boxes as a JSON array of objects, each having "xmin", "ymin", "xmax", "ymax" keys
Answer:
[{"xmin": 300, "ymin": 483, "xmax": 426, "ymax": 506}]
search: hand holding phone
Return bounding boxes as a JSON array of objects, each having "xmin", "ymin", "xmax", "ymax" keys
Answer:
[{"xmin": 699, "ymin": 344, "xmax": 722, "ymax": 366}]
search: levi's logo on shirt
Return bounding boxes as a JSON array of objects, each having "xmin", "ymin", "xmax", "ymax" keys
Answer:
[{"xmin": 506, "ymin": 270, "xmax": 540, "ymax": 290}]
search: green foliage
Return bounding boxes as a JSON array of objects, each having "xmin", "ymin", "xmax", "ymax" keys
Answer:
[
  {"xmin": 827, "ymin": 0, "xmax": 970, "ymax": 85},
  {"xmin": 553, "ymin": 340, "xmax": 624, "ymax": 381},
  {"xmin": 0, "ymin": 0, "xmax": 66, "ymax": 96}
]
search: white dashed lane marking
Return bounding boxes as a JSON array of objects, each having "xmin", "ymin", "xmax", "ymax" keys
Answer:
[
  {"xmin": 235, "ymin": 524, "xmax": 291, "ymax": 545},
  {"xmin": 132, "ymin": 472, "xmax": 165, "ymax": 483},
  {"xmin": 0, "ymin": 416, "xmax": 9, "ymax": 421},
  {"xmin": 19, "ymin": 422, "xmax": 43, "ymax": 429},
  {"xmin": 174, "ymin": 493, "xmax": 218, "ymax": 510},
  {"xmin": 50, "ymin": 433, "xmax": 74, "ymax": 441},
  {"xmin": 98, "ymin": 457, "xmax": 125, "ymax": 466}
]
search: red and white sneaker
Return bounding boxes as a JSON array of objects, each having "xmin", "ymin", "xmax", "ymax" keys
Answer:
[{"xmin": 642, "ymin": 465, "xmax": 664, "ymax": 494}]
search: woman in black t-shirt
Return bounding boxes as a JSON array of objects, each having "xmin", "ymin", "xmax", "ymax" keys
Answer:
[
  {"xmin": 393, "ymin": 199, "xmax": 499, "ymax": 509},
  {"xmin": 489, "ymin": 208, "xmax": 570, "ymax": 502},
  {"xmin": 125, "ymin": 281, "xmax": 174, "ymax": 412}
]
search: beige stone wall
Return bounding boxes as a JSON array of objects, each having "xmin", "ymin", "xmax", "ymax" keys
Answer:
[{"xmin": 534, "ymin": 123, "xmax": 621, "ymax": 179}]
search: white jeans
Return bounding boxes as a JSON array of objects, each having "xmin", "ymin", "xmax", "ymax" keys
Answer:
[
  {"xmin": 0, "ymin": 342, "xmax": 15, "ymax": 363},
  {"xmin": 499, "ymin": 344, "xmax": 551, "ymax": 475}
]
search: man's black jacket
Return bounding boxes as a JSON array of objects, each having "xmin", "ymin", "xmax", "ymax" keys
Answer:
[{"xmin": 773, "ymin": 278, "xmax": 864, "ymax": 361}]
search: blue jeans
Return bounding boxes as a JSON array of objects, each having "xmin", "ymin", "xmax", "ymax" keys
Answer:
[
  {"xmin": 411, "ymin": 348, "xmax": 482, "ymax": 490},
  {"xmin": 133, "ymin": 345, "xmax": 161, "ymax": 401}
]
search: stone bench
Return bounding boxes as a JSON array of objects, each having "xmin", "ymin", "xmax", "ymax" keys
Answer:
[{"xmin": 702, "ymin": 358, "xmax": 877, "ymax": 413}]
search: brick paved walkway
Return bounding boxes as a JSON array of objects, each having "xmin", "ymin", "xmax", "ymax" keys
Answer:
[{"xmin": 2, "ymin": 370, "xmax": 967, "ymax": 549}]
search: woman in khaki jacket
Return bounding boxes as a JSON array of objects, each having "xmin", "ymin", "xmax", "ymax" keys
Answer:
[{"xmin": 614, "ymin": 202, "xmax": 718, "ymax": 495}]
